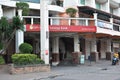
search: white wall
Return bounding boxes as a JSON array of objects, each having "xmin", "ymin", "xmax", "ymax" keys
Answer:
[
  {"xmin": 112, "ymin": 0, "xmax": 120, "ymax": 3},
  {"xmin": 101, "ymin": 1, "xmax": 110, "ymax": 13},
  {"xmin": 86, "ymin": 0, "xmax": 95, "ymax": 8},
  {"xmin": 64, "ymin": 0, "xmax": 77, "ymax": 7},
  {"xmin": 113, "ymin": 8, "xmax": 120, "ymax": 16},
  {"xmin": 3, "ymin": 8, "xmax": 16, "ymax": 19}
]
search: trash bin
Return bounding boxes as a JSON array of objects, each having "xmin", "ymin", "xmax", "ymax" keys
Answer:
[{"xmin": 80, "ymin": 55, "xmax": 85, "ymax": 64}]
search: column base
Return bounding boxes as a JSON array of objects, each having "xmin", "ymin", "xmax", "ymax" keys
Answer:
[
  {"xmin": 106, "ymin": 52, "xmax": 112, "ymax": 60},
  {"xmin": 90, "ymin": 52, "xmax": 98, "ymax": 62},
  {"xmin": 72, "ymin": 52, "xmax": 81, "ymax": 64},
  {"xmin": 52, "ymin": 62, "xmax": 59, "ymax": 66},
  {"xmin": 51, "ymin": 53, "xmax": 59, "ymax": 66}
]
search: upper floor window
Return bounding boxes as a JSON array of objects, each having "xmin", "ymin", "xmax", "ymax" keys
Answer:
[
  {"xmin": 96, "ymin": 2, "xmax": 101, "ymax": 9},
  {"xmin": 80, "ymin": 0, "xmax": 85, "ymax": 5},
  {"xmin": 51, "ymin": 0, "xmax": 63, "ymax": 7},
  {"xmin": 12, "ymin": 0, "xmax": 40, "ymax": 3}
]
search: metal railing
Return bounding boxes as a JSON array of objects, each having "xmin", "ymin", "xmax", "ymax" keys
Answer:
[
  {"xmin": 22, "ymin": 16, "xmax": 120, "ymax": 32},
  {"xmin": 97, "ymin": 19, "xmax": 113, "ymax": 30},
  {"xmin": 22, "ymin": 16, "xmax": 95, "ymax": 26}
]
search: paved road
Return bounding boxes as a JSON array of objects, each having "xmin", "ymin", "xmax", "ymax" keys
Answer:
[{"xmin": 0, "ymin": 60, "xmax": 120, "ymax": 80}]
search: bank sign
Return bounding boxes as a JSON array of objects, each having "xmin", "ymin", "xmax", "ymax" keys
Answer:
[{"xmin": 25, "ymin": 24, "xmax": 96, "ymax": 32}]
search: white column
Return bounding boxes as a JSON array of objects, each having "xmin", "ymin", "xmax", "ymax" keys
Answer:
[
  {"xmin": 0, "ymin": 5, "xmax": 3, "ymax": 19},
  {"xmin": 40, "ymin": 0, "xmax": 49, "ymax": 64},
  {"xmin": 107, "ymin": 39, "xmax": 111, "ymax": 52},
  {"xmin": 18, "ymin": 9, "xmax": 22, "ymax": 18},
  {"xmin": 52, "ymin": 37, "xmax": 59, "ymax": 66},
  {"xmin": 52, "ymin": 37, "xmax": 59, "ymax": 53},
  {"xmin": 16, "ymin": 9, "xmax": 24, "ymax": 53},
  {"xmin": 91, "ymin": 39, "xmax": 97, "ymax": 52},
  {"xmin": 93, "ymin": 13, "xmax": 98, "ymax": 26},
  {"xmin": 74, "ymin": 35, "xmax": 80, "ymax": 52},
  {"xmin": 16, "ymin": 30, "xmax": 24, "ymax": 53}
]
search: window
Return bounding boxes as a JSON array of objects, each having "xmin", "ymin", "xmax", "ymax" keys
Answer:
[
  {"xmin": 80, "ymin": 0, "xmax": 85, "ymax": 5},
  {"xmin": 13, "ymin": 0, "xmax": 40, "ymax": 3},
  {"xmin": 56, "ymin": 0, "xmax": 63, "ymax": 7},
  {"xmin": 96, "ymin": 2, "xmax": 101, "ymax": 9}
]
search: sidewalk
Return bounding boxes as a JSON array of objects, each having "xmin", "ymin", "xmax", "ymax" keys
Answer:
[{"xmin": 0, "ymin": 60, "xmax": 120, "ymax": 80}]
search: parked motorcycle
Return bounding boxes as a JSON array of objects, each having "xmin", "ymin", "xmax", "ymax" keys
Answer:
[{"xmin": 112, "ymin": 57, "xmax": 118, "ymax": 65}]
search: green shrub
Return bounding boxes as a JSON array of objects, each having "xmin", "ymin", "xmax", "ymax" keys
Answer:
[
  {"xmin": 19, "ymin": 43, "xmax": 33, "ymax": 53},
  {"xmin": 11, "ymin": 54, "xmax": 44, "ymax": 66},
  {"xmin": 0, "ymin": 56, "xmax": 5, "ymax": 64}
]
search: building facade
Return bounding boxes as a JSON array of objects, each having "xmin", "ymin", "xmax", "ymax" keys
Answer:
[{"xmin": 0, "ymin": 0, "xmax": 120, "ymax": 65}]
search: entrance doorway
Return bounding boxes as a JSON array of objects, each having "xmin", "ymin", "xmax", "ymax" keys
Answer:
[{"xmin": 59, "ymin": 37, "xmax": 74, "ymax": 61}]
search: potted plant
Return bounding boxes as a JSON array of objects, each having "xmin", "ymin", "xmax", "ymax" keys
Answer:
[
  {"xmin": 16, "ymin": 2, "xmax": 29, "ymax": 16},
  {"xmin": 66, "ymin": 8, "xmax": 77, "ymax": 25}
]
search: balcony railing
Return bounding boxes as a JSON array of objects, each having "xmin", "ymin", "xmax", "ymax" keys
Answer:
[
  {"xmin": 12, "ymin": 0, "xmax": 63, "ymax": 7},
  {"xmin": 97, "ymin": 19, "xmax": 113, "ymax": 30},
  {"xmin": 11, "ymin": 0, "xmax": 40, "ymax": 3},
  {"xmin": 22, "ymin": 16, "xmax": 95, "ymax": 26},
  {"xmin": 22, "ymin": 16, "xmax": 120, "ymax": 32}
]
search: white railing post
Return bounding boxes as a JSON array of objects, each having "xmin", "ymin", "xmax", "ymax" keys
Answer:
[
  {"xmin": 50, "ymin": 18, "xmax": 53, "ymax": 25},
  {"xmin": 110, "ymin": 18, "xmax": 113, "ymax": 30},
  {"xmin": 119, "ymin": 25, "xmax": 120, "ymax": 32},
  {"xmin": 93, "ymin": 13, "xmax": 98, "ymax": 26},
  {"xmin": 68, "ymin": 18, "xmax": 71, "ymax": 26},
  {"xmin": 31, "ymin": 18, "xmax": 33, "ymax": 24},
  {"xmin": 85, "ymin": 19, "xmax": 88, "ymax": 26}
]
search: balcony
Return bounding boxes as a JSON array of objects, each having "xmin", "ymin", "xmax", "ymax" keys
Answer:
[
  {"xmin": 22, "ymin": 16, "xmax": 120, "ymax": 35},
  {"xmin": 11, "ymin": 0, "xmax": 40, "ymax": 3},
  {"xmin": 23, "ymin": 16, "xmax": 95, "ymax": 26}
]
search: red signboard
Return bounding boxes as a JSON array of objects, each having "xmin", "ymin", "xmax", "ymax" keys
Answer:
[{"xmin": 25, "ymin": 24, "xmax": 96, "ymax": 32}]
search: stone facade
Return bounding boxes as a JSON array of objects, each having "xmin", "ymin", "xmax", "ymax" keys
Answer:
[{"xmin": 9, "ymin": 64, "xmax": 50, "ymax": 74}]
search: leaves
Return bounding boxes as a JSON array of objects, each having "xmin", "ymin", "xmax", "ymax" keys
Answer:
[
  {"xmin": 12, "ymin": 54, "xmax": 44, "ymax": 66},
  {"xmin": 19, "ymin": 43, "xmax": 33, "ymax": 53},
  {"xmin": 12, "ymin": 16, "xmax": 24, "ymax": 30},
  {"xmin": 16, "ymin": 2, "xmax": 29, "ymax": 9},
  {"xmin": 16, "ymin": 2, "xmax": 29, "ymax": 16},
  {"xmin": 66, "ymin": 8, "xmax": 77, "ymax": 17},
  {"xmin": 0, "ymin": 17, "xmax": 9, "ymax": 31},
  {"xmin": 0, "ymin": 16, "xmax": 24, "ymax": 53}
]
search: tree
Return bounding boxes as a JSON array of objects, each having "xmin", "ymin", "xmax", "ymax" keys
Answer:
[
  {"xmin": 0, "ymin": 16, "xmax": 24, "ymax": 54},
  {"xmin": 0, "ymin": 17, "xmax": 9, "ymax": 51}
]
